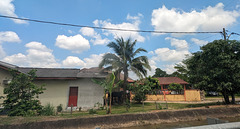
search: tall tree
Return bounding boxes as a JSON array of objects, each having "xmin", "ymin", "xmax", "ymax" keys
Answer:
[
  {"xmin": 99, "ymin": 37, "xmax": 151, "ymax": 102},
  {"xmin": 152, "ymin": 68, "xmax": 168, "ymax": 77},
  {"xmin": 185, "ymin": 40, "xmax": 240, "ymax": 104},
  {"xmin": 171, "ymin": 63, "xmax": 189, "ymax": 82}
]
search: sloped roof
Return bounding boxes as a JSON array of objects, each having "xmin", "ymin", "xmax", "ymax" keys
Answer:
[
  {"xmin": 17, "ymin": 67, "xmax": 80, "ymax": 78},
  {"xmin": 155, "ymin": 77, "xmax": 188, "ymax": 85},
  {"xmin": 0, "ymin": 61, "xmax": 18, "ymax": 70},
  {"xmin": 77, "ymin": 67, "xmax": 108, "ymax": 78}
]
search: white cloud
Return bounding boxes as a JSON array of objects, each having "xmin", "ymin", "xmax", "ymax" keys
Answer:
[
  {"xmin": 0, "ymin": 0, "xmax": 27, "ymax": 24},
  {"xmin": 55, "ymin": 34, "xmax": 90, "ymax": 53},
  {"xmin": 191, "ymin": 38, "xmax": 208, "ymax": 46},
  {"xmin": 0, "ymin": 31, "xmax": 21, "ymax": 59},
  {"xmin": 151, "ymin": 3, "xmax": 239, "ymax": 35},
  {"xmin": 80, "ymin": 27, "xmax": 110, "ymax": 45},
  {"xmin": 150, "ymin": 38, "xmax": 190, "ymax": 74},
  {"xmin": 3, "ymin": 42, "xmax": 60, "ymax": 67},
  {"xmin": 80, "ymin": 27, "xmax": 95, "ymax": 37},
  {"xmin": 62, "ymin": 56, "xmax": 85, "ymax": 67},
  {"xmin": 165, "ymin": 37, "xmax": 188, "ymax": 50},
  {"xmin": 0, "ymin": 31, "xmax": 21, "ymax": 43},
  {"xmin": 0, "ymin": 45, "xmax": 6, "ymax": 58},
  {"xmin": 62, "ymin": 53, "xmax": 104, "ymax": 68},
  {"xmin": 93, "ymin": 14, "xmax": 145, "ymax": 42}
]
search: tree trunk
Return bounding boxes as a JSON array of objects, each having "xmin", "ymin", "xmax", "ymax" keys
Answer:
[
  {"xmin": 123, "ymin": 68, "xmax": 128, "ymax": 103},
  {"xmin": 231, "ymin": 93, "xmax": 236, "ymax": 104},
  {"xmin": 109, "ymin": 92, "xmax": 112, "ymax": 114},
  {"xmin": 222, "ymin": 91, "xmax": 230, "ymax": 104},
  {"xmin": 104, "ymin": 92, "xmax": 108, "ymax": 112}
]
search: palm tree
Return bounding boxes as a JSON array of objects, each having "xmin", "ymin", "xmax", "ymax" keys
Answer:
[{"xmin": 99, "ymin": 37, "xmax": 151, "ymax": 102}]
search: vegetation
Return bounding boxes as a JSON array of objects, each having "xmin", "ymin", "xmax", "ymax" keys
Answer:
[
  {"xmin": 99, "ymin": 37, "xmax": 151, "ymax": 102},
  {"xmin": 57, "ymin": 104, "xmax": 63, "ymax": 112},
  {"xmin": 168, "ymin": 83, "xmax": 183, "ymax": 94},
  {"xmin": 92, "ymin": 72, "xmax": 120, "ymax": 114},
  {"xmin": 1, "ymin": 69, "xmax": 45, "ymax": 116},
  {"xmin": 42, "ymin": 103, "xmax": 55, "ymax": 116},
  {"xmin": 152, "ymin": 68, "xmax": 168, "ymax": 77},
  {"xmin": 185, "ymin": 40, "xmax": 240, "ymax": 104}
]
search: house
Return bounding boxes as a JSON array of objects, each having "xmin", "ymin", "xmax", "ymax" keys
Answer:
[
  {"xmin": 155, "ymin": 77, "xmax": 188, "ymax": 91},
  {"xmin": 145, "ymin": 77, "xmax": 203, "ymax": 101},
  {"xmin": 0, "ymin": 61, "xmax": 108, "ymax": 110}
]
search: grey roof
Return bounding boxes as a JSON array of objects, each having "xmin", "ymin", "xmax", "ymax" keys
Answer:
[
  {"xmin": 77, "ymin": 67, "xmax": 108, "ymax": 78},
  {"xmin": 0, "ymin": 61, "xmax": 18, "ymax": 69},
  {"xmin": 0, "ymin": 61, "xmax": 108, "ymax": 79},
  {"xmin": 17, "ymin": 67, "xmax": 80, "ymax": 78}
]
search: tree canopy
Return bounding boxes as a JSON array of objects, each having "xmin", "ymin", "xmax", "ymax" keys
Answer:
[
  {"xmin": 2, "ymin": 69, "xmax": 45, "ymax": 116},
  {"xmin": 185, "ymin": 40, "xmax": 240, "ymax": 104},
  {"xmin": 99, "ymin": 37, "xmax": 151, "ymax": 102}
]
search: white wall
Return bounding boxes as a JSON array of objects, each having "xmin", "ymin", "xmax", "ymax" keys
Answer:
[{"xmin": 36, "ymin": 78, "xmax": 104, "ymax": 109}]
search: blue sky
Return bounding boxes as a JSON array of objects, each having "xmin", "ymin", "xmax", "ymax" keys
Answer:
[{"xmin": 1, "ymin": 0, "xmax": 240, "ymax": 79}]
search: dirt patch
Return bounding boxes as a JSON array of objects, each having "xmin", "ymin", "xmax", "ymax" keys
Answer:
[{"xmin": 1, "ymin": 106, "xmax": 240, "ymax": 129}]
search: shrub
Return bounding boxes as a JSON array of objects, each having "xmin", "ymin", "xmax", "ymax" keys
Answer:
[
  {"xmin": 57, "ymin": 104, "xmax": 63, "ymax": 112},
  {"xmin": 42, "ymin": 103, "xmax": 55, "ymax": 116},
  {"xmin": 88, "ymin": 108, "xmax": 97, "ymax": 114}
]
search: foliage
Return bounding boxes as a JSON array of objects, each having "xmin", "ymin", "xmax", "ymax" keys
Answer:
[
  {"xmin": 125, "ymin": 98, "xmax": 131, "ymax": 112},
  {"xmin": 2, "ymin": 69, "xmax": 45, "ymax": 116},
  {"xmin": 131, "ymin": 79, "xmax": 152, "ymax": 103},
  {"xmin": 168, "ymin": 83, "xmax": 183, "ymax": 94},
  {"xmin": 172, "ymin": 63, "xmax": 189, "ymax": 82},
  {"xmin": 57, "ymin": 104, "xmax": 63, "ymax": 112},
  {"xmin": 42, "ymin": 103, "xmax": 55, "ymax": 116},
  {"xmin": 92, "ymin": 72, "xmax": 120, "ymax": 114},
  {"xmin": 185, "ymin": 40, "xmax": 240, "ymax": 104},
  {"xmin": 152, "ymin": 68, "xmax": 168, "ymax": 77},
  {"xmin": 99, "ymin": 37, "xmax": 151, "ymax": 102},
  {"xmin": 168, "ymin": 83, "xmax": 183, "ymax": 91},
  {"xmin": 88, "ymin": 108, "xmax": 97, "ymax": 114}
]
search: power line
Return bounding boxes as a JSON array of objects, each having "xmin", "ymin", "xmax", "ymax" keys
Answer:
[{"xmin": 0, "ymin": 15, "xmax": 222, "ymax": 34}]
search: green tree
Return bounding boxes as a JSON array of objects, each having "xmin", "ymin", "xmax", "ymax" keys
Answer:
[
  {"xmin": 152, "ymin": 68, "xmax": 168, "ymax": 77},
  {"xmin": 185, "ymin": 40, "xmax": 240, "ymax": 104},
  {"xmin": 2, "ymin": 69, "xmax": 45, "ymax": 116},
  {"xmin": 92, "ymin": 72, "xmax": 119, "ymax": 114},
  {"xmin": 168, "ymin": 83, "xmax": 183, "ymax": 94},
  {"xmin": 171, "ymin": 63, "xmax": 189, "ymax": 82},
  {"xmin": 131, "ymin": 79, "xmax": 152, "ymax": 110},
  {"xmin": 99, "ymin": 37, "xmax": 151, "ymax": 102}
]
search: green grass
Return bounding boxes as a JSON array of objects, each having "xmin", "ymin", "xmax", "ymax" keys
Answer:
[{"xmin": 0, "ymin": 102, "xmax": 223, "ymax": 125}]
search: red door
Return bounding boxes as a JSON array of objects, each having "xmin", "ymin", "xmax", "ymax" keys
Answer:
[{"xmin": 68, "ymin": 87, "xmax": 78, "ymax": 107}]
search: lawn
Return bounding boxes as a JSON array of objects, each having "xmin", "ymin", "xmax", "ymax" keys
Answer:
[{"xmin": 0, "ymin": 102, "xmax": 223, "ymax": 125}]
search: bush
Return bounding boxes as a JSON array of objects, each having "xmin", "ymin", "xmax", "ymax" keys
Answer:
[
  {"xmin": 88, "ymin": 108, "xmax": 97, "ymax": 114},
  {"xmin": 42, "ymin": 103, "xmax": 55, "ymax": 116},
  {"xmin": 57, "ymin": 104, "xmax": 63, "ymax": 112}
]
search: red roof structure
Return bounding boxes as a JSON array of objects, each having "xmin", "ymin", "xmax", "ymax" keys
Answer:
[{"xmin": 155, "ymin": 77, "xmax": 188, "ymax": 85}]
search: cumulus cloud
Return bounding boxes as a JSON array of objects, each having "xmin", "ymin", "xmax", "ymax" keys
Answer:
[
  {"xmin": 151, "ymin": 3, "xmax": 239, "ymax": 35},
  {"xmin": 80, "ymin": 27, "xmax": 110, "ymax": 45},
  {"xmin": 62, "ymin": 53, "xmax": 104, "ymax": 68},
  {"xmin": 0, "ymin": 31, "xmax": 21, "ymax": 43},
  {"xmin": 0, "ymin": 31, "xmax": 21, "ymax": 59},
  {"xmin": 55, "ymin": 34, "xmax": 90, "ymax": 53},
  {"xmin": 191, "ymin": 38, "xmax": 208, "ymax": 46},
  {"xmin": 3, "ymin": 42, "xmax": 60, "ymax": 67},
  {"xmin": 150, "ymin": 38, "xmax": 190, "ymax": 74},
  {"xmin": 93, "ymin": 14, "xmax": 145, "ymax": 42},
  {"xmin": 165, "ymin": 37, "xmax": 188, "ymax": 50},
  {"xmin": 0, "ymin": 0, "xmax": 27, "ymax": 24}
]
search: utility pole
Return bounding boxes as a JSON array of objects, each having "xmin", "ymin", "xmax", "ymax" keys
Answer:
[{"xmin": 223, "ymin": 28, "xmax": 227, "ymax": 41}]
